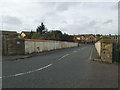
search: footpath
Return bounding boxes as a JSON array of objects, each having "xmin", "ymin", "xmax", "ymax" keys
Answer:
[
  {"xmin": 90, "ymin": 46, "xmax": 101, "ymax": 62},
  {"xmin": 2, "ymin": 53, "xmax": 39, "ymax": 61}
]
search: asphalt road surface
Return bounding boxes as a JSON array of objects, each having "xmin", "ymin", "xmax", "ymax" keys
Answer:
[{"xmin": 2, "ymin": 45, "xmax": 118, "ymax": 88}]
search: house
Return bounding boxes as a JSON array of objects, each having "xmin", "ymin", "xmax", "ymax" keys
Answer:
[
  {"xmin": 85, "ymin": 34, "xmax": 96, "ymax": 44},
  {"xmin": 74, "ymin": 34, "xmax": 97, "ymax": 44},
  {"xmin": 21, "ymin": 31, "xmax": 32, "ymax": 38},
  {"xmin": 73, "ymin": 35, "xmax": 86, "ymax": 43}
]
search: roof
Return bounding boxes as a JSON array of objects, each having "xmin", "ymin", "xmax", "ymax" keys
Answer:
[
  {"xmin": 74, "ymin": 35, "xmax": 85, "ymax": 37},
  {"xmin": 84, "ymin": 34, "xmax": 95, "ymax": 38},
  {"xmin": 0, "ymin": 30, "xmax": 17, "ymax": 35},
  {"xmin": 74, "ymin": 34, "xmax": 95, "ymax": 38},
  {"xmin": 21, "ymin": 31, "xmax": 35, "ymax": 35}
]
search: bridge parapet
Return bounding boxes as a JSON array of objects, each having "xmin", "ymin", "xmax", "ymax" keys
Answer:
[{"xmin": 95, "ymin": 39, "xmax": 113, "ymax": 63}]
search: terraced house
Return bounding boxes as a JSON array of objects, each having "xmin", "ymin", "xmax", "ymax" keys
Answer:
[
  {"xmin": 74, "ymin": 35, "xmax": 86, "ymax": 44},
  {"xmin": 74, "ymin": 34, "xmax": 97, "ymax": 44},
  {"xmin": 84, "ymin": 34, "xmax": 96, "ymax": 44}
]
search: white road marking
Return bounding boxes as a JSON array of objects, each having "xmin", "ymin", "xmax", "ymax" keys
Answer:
[
  {"xmin": 58, "ymin": 54, "xmax": 69, "ymax": 60},
  {"xmin": 2, "ymin": 64, "xmax": 52, "ymax": 78}
]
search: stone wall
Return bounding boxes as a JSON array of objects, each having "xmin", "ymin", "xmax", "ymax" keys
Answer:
[
  {"xmin": 3, "ymin": 39, "xmax": 78, "ymax": 55},
  {"xmin": 6, "ymin": 39, "xmax": 25, "ymax": 55},
  {"xmin": 25, "ymin": 39, "xmax": 78, "ymax": 54},
  {"xmin": 2, "ymin": 34, "xmax": 7, "ymax": 55},
  {"xmin": 95, "ymin": 39, "xmax": 113, "ymax": 63},
  {"xmin": 1, "ymin": 31, "xmax": 17, "ymax": 55},
  {"xmin": 95, "ymin": 41, "xmax": 101, "ymax": 56}
]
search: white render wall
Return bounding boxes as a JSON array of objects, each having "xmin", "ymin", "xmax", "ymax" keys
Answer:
[
  {"xmin": 95, "ymin": 41, "xmax": 101, "ymax": 56},
  {"xmin": 25, "ymin": 40, "xmax": 78, "ymax": 54}
]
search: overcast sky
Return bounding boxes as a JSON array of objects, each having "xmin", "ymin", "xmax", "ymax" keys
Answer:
[{"xmin": 0, "ymin": 1, "xmax": 118, "ymax": 35}]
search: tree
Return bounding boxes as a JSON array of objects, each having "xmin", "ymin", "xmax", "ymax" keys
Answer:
[
  {"xmin": 44, "ymin": 30, "xmax": 63, "ymax": 41},
  {"xmin": 43, "ymin": 30, "xmax": 74, "ymax": 42},
  {"xmin": 52, "ymin": 30, "xmax": 63, "ymax": 41},
  {"xmin": 62, "ymin": 33, "xmax": 74, "ymax": 42},
  {"xmin": 24, "ymin": 30, "xmax": 34, "ymax": 39},
  {"xmin": 102, "ymin": 36, "xmax": 111, "ymax": 39},
  {"xmin": 30, "ymin": 30, "xmax": 34, "ymax": 38},
  {"xmin": 36, "ymin": 22, "xmax": 47, "ymax": 35},
  {"xmin": 96, "ymin": 36, "xmax": 111, "ymax": 41},
  {"xmin": 31, "ymin": 32, "xmax": 44, "ymax": 39}
]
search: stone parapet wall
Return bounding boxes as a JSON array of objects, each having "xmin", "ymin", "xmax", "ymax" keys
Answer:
[
  {"xmin": 25, "ymin": 39, "xmax": 78, "ymax": 54},
  {"xmin": 95, "ymin": 39, "xmax": 113, "ymax": 63},
  {"xmin": 6, "ymin": 39, "xmax": 25, "ymax": 55},
  {"xmin": 3, "ymin": 39, "xmax": 78, "ymax": 55}
]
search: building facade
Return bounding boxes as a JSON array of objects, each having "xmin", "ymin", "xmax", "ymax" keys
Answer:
[
  {"xmin": 73, "ymin": 35, "xmax": 86, "ymax": 44},
  {"xmin": 85, "ymin": 35, "xmax": 96, "ymax": 44},
  {"xmin": 74, "ymin": 34, "xmax": 97, "ymax": 44}
]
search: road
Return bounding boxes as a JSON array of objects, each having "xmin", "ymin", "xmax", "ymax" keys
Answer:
[{"xmin": 2, "ymin": 45, "xmax": 118, "ymax": 88}]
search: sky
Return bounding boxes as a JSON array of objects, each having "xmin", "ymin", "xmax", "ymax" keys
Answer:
[{"xmin": 0, "ymin": 1, "xmax": 118, "ymax": 35}]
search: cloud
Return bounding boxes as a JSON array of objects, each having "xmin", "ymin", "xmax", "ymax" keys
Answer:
[
  {"xmin": 103, "ymin": 19, "xmax": 112, "ymax": 24},
  {"xmin": 56, "ymin": 3, "xmax": 69, "ymax": 11},
  {"xmin": 2, "ymin": 16, "xmax": 22, "ymax": 25},
  {"xmin": 55, "ymin": 2, "xmax": 80, "ymax": 12},
  {"xmin": 88, "ymin": 20, "xmax": 97, "ymax": 26},
  {"xmin": 0, "ymin": 16, "xmax": 22, "ymax": 31},
  {"xmin": 0, "ymin": 2, "xmax": 118, "ymax": 34}
]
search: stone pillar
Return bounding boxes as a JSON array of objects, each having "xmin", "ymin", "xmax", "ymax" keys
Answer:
[
  {"xmin": 100, "ymin": 39, "xmax": 113, "ymax": 63},
  {"xmin": 7, "ymin": 39, "xmax": 25, "ymax": 55}
]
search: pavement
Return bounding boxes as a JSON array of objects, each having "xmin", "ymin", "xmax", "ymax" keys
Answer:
[
  {"xmin": 2, "ymin": 45, "xmax": 118, "ymax": 88},
  {"xmin": 89, "ymin": 46, "xmax": 101, "ymax": 62}
]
